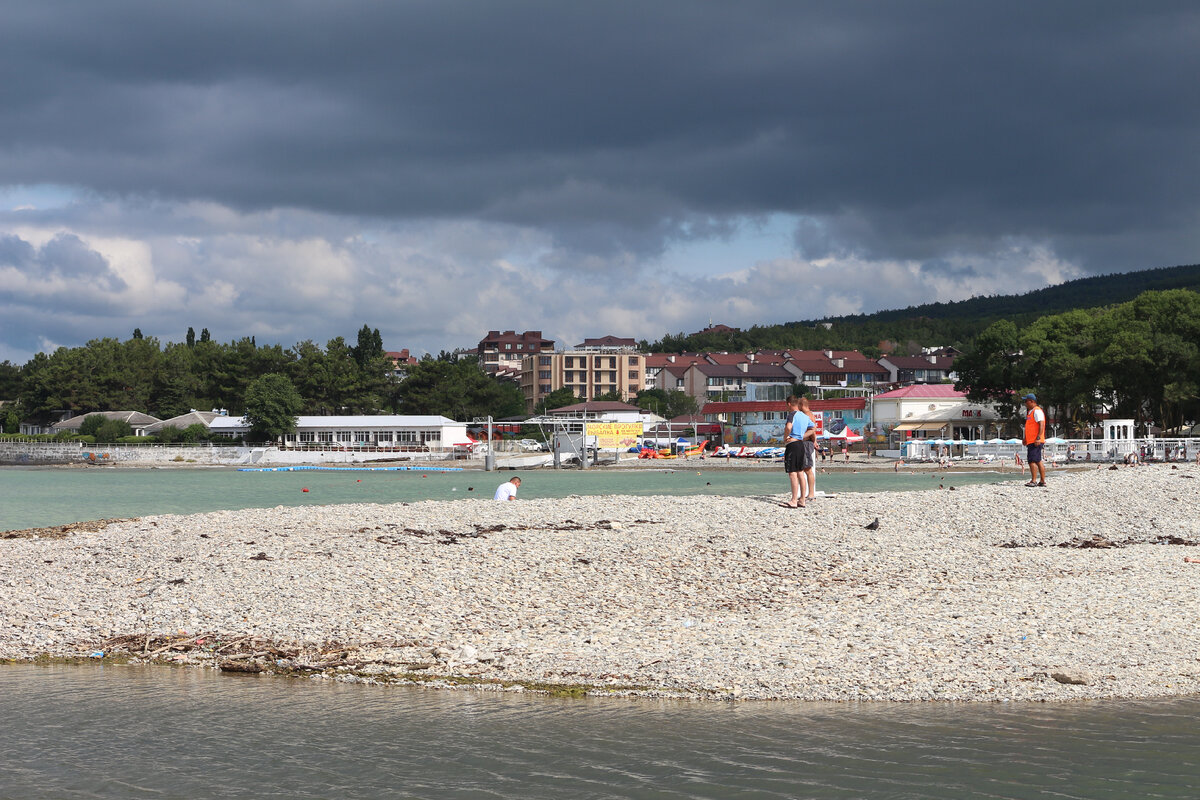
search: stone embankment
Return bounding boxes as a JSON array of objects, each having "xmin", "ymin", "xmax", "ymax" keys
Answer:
[
  {"xmin": 2, "ymin": 465, "xmax": 1199, "ymax": 701},
  {"xmin": 0, "ymin": 441, "xmax": 472, "ymax": 467}
]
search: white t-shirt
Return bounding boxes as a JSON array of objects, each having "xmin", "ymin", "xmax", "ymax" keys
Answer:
[
  {"xmin": 1027, "ymin": 408, "xmax": 1046, "ymax": 423},
  {"xmin": 493, "ymin": 481, "xmax": 518, "ymax": 501}
]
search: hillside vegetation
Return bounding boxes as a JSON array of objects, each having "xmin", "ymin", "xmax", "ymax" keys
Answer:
[{"xmin": 648, "ymin": 263, "xmax": 1200, "ymax": 355}]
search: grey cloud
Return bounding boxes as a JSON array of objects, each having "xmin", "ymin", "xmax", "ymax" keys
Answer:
[
  {"xmin": 2, "ymin": 2, "xmax": 1198, "ymax": 273},
  {"xmin": 2, "ymin": 2, "xmax": 1200, "ymax": 363},
  {"xmin": 0, "ymin": 233, "xmax": 125, "ymax": 290}
]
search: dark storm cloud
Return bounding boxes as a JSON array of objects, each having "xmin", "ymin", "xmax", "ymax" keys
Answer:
[{"xmin": 2, "ymin": 1, "xmax": 1199, "ymax": 271}]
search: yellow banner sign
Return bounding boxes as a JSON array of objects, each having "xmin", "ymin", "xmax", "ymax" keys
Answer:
[{"xmin": 586, "ymin": 422, "xmax": 644, "ymax": 448}]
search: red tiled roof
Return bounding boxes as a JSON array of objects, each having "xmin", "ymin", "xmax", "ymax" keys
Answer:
[
  {"xmin": 787, "ymin": 357, "xmax": 838, "ymax": 371},
  {"xmin": 704, "ymin": 353, "xmax": 755, "ymax": 365},
  {"xmin": 644, "ymin": 353, "xmax": 704, "ymax": 367},
  {"xmin": 883, "ymin": 356, "xmax": 940, "ymax": 368},
  {"xmin": 691, "ymin": 363, "xmax": 794, "ymax": 378},
  {"xmin": 702, "ymin": 398, "xmax": 867, "ymax": 414},
  {"xmin": 385, "ymin": 349, "xmax": 419, "ymax": 365},
  {"xmin": 547, "ymin": 401, "xmax": 645, "ymax": 414},
  {"xmin": 872, "ymin": 384, "xmax": 965, "ymax": 399}
]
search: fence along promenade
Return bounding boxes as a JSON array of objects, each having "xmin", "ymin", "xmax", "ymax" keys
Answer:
[{"xmin": 902, "ymin": 437, "xmax": 1200, "ymax": 464}]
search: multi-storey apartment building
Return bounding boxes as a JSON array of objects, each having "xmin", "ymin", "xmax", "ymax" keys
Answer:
[
  {"xmin": 520, "ymin": 337, "xmax": 644, "ymax": 413},
  {"xmin": 476, "ymin": 330, "xmax": 555, "ymax": 375}
]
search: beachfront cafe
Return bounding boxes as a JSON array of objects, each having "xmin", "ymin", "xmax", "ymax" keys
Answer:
[{"xmin": 206, "ymin": 414, "xmax": 475, "ymax": 453}]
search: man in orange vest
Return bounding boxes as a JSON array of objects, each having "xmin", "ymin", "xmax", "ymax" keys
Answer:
[{"xmin": 1022, "ymin": 393, "xmax": 1047, "ymax": 487}]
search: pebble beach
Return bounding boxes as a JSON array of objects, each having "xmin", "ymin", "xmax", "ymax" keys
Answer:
[{"xmin": 3, "ymin": 464, "xmax": 1199, "ymax": 702}]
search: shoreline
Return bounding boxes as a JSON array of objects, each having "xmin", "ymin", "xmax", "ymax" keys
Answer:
[{"xmin": 3, "ymin": 465, "xmax": 1199, "ymax": 702}]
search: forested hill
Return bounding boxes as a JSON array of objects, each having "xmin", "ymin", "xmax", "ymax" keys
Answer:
[
  {"xmin": 833, "ymin": 262, "xmax": 1200, "ymax": 324},
  {"xmin": 648, "ymin": 262, "xmax": 1200, "ymax": 355}
]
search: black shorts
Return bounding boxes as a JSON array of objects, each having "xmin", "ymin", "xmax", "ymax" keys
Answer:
[
  {"xmin": 785, "ymin": 441, "xmax": 811, "ymax": 473},
  {"xmin": 1027, "ymin": 443, "xmax": 1043, "ymax": 463}
]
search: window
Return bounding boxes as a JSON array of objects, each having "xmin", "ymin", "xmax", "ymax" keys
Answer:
[
  {"xmin": 539, "ymin": 384, "xmax": 551, "ymax": 394},
  {"xmin": 516, "ymin": 343, "xmax": 523, "ymax": 350},
  {"xmin": 337, "ymin": 432, "xmax": 353, "ymax": 442},
  {"xmin": 629, "ymin": 356, "xmax": 639, "ymax": 365},
  {"xmin": 676, "ymin": 379, "xmax": 684, "ymax": 388},
  {"xmin": 565, "ymin": 370, "xmax": 574, "ymax": 382},
  {"xmin": 628, "ymin": 371, "xmax": 639, "ymax": 380},
  {"xmin": 539, "ymin": 356, "xmax": 551, "ymax": 366},
  {"xmin": 609, "ymin": 371, "xmax": 617, "ymax": 383},
  {"xmin": 707, "ymin": 377, "xmax": 721, "ymax": 386},
  {"xmin": 377, "ymin": 431, "xmax": 393, "ymax": 442},
  {"xmin": 317, "ymin": 431, "xmax": 333, "ymax": 442},
  {"xmin": 298, "ymin": 432, "xmax": 316, "ymax": 443},
  {"xmin": 539, "ymin": 370, "xmax": 550, "ymax": 379},
  {"xmin": 505, "ymin": 343, "xmax": 512, "ymax": 350},
  {"xmin": 354, "ymin": 431, "xmax": 371, "ymax": 443},
  {"xmin": 421, "ymin": 431, "xmax": 440, "ymax": 444},
  {"xmin": 397, "ymin": 431, "xmax": 417, "ymax": 443}
]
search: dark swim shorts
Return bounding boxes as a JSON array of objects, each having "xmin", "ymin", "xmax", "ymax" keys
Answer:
[
  {"xmin": 784, "ymin": 441, "xmax": 808, "ymax": 473},
  {"xmin": 1027, "ymin": 443, "xmax": 1044, "ymax": 463}
]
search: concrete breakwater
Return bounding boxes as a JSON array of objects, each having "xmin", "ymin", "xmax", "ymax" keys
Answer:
[
  {"xmin": 2, "ymin": 465, "xmax": 1199, "ymax": 701},
  {"xmin": 0, "ymin": 441, "xmax": 471, "ymax": 467}
]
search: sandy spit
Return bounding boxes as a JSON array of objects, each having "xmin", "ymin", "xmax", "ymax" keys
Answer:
[{"xmin": 3, "ymin": 464, "xmax": 1199, "ymax": 701}]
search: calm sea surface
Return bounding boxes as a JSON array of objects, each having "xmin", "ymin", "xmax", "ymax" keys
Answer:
[
  {"xmin": 0, "ymin": 465, "xmax": 1017, "ymax": 532},
  {"xmin": 2, "ymin": 664, "xmax": 1198, "ymax": 800}
]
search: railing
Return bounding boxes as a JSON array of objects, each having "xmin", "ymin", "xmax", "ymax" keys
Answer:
[{"xmin": 901, "ymin": 438, "xmax": 1200, "ymax": 463}]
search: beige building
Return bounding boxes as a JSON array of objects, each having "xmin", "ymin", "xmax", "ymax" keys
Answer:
[{"xmin": 521, "ymin": 350, "xmax": 645, "ymax": 413}]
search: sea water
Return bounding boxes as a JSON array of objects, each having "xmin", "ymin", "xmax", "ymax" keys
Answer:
[
  {"xmin": 0, "ymin": 465, "xmax": 1018, "ymax": 532},
  {"xmin": 1, "ymin": 664, "xmax": 1197, "ymax": 799}
]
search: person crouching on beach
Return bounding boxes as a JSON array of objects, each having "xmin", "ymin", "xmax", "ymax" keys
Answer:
[
  {"xmin": 781, "ymin": 396, "xmax": 812, "ymax": 508},
  {"xmin": 494, "ymin": 476, "xmax": 521, "ymax": 501},
  {"xmin": 1022, "ymin": 393, "xmax": 1047, "ymax": 487}
]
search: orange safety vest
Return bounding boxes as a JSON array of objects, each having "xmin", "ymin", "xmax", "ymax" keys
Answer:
[{"xmin": 1024, "ymin": 405, "xmax": 1046, "ymax": 445}]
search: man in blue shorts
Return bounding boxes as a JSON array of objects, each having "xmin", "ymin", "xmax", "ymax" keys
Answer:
[
  {"xmin": 782, "ymin": 396, "xmax": 812, "ymax": 507},
  {"xmin": 1022, "ymin": 393, "xmax": 1046, "ymax": 487}
]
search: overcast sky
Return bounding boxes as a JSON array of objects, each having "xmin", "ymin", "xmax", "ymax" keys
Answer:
[{"xmin": 3, "ymin": 1, "xmax": 1198, "ymax": 362}]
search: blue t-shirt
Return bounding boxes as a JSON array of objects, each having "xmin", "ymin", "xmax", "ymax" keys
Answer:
[{"xmin": 787, "ymin": 411, "xmax": 812, "ymax": 442}]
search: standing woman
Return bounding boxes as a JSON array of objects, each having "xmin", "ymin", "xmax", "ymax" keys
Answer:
[
  {"xmin": 798, "ymin": 396, "xmax": 819, "ymax": 501},
  {"xmin": 781, "ymin": 396, "xmax": 812, "ymax": 508}
]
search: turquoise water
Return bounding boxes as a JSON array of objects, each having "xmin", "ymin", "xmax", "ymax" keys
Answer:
[
  {"xmin": 0, "ymin": 465, "xmax": 1019, "ymax": 532},
  {"xmin": 2, "ymin": 664, "xmax": 1197, "ymax": 799}
]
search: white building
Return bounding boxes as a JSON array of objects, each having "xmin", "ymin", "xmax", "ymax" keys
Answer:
[
  {"xmin": 207, "ymin": 415, "xmax": 473, "ymax": 449},
  {"xmin": 871, "ymin": 384, "xmax": 1002, "ymax": 440}
]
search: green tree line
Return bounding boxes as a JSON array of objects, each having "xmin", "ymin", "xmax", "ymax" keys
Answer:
[
  {"xmin": 0, "ymin": 325, "xmax": 524, "ymax": 430},
  {"xmin": 954, "ymin": 290, "xmax": 1200, "ymax": 433}
]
